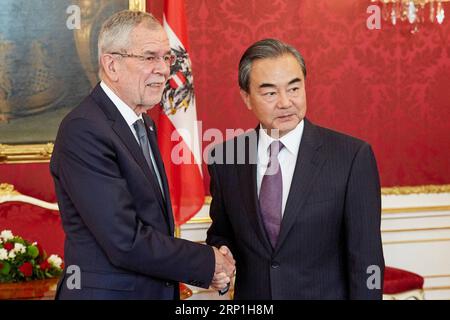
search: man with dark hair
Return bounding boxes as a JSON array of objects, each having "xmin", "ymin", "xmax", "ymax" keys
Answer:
[{"xmin": 206, "ymin": 38, "xmax": 384, "ymax": 299}]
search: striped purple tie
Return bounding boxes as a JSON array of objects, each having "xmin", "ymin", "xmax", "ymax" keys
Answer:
[{"xmin": 259, "ymin": 140, "xmax": 284, "ymax": 248}]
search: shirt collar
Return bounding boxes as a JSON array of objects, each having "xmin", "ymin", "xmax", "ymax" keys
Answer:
[
  {"xmin": 100, "ymin": 81, "xmax": 142, "ymax": 126},
  {"xmin": 258, "ymin": 120, "xmax": 304, "ymax": 157}
]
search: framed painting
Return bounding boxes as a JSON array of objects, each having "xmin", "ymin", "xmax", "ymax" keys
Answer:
[{"xmin": 0, "ymin": 0, "xmax": 146, "ymax": 163}]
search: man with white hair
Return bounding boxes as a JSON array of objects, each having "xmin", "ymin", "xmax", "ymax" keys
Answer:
[{"xmin": 50, "ymin": 10, "xmax": 234, "ymax": 300}]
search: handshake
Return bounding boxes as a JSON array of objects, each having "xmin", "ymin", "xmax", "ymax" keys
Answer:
[{"xmin": 210, "ymin": 245, "xmax": 236, "ymax": 291}]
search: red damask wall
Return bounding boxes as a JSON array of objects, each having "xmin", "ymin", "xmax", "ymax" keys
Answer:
[{"xmin": 148, "ymin": 0, "xmax": 450, "ymax": 191}]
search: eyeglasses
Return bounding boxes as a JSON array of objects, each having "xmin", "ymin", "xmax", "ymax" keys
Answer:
[{"xmin": 110, "ymin": 52, "xmax": 177, "ymax": 66}]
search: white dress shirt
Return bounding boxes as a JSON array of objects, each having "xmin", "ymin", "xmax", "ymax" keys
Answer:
[
  {"xmin": 256, "ymin": 120, "xmax": 304, "ymax": 216},
  {"xmin": 100, "ymin": 81, "xmax": 164, "ymax": 193}
]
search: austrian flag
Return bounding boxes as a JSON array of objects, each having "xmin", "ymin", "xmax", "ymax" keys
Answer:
[
  {"xmin": 169, "ymin": 71, "xmax": 187, "ymax": 90},
  {"xmin": 155, "ymin": 0, "xmax": 204, "ymax": 226}
]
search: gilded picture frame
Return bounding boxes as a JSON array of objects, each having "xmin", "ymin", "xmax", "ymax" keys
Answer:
[{"xmin": 0, "ymin": 0, "xmax": 145, "ymax": 163}]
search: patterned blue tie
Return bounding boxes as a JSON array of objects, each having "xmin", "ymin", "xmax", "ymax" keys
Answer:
[{"xmin": 259, "ymin": 140, "xmax": 284, "ymax": 248}]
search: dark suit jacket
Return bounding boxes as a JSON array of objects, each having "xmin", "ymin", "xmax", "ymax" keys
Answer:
[
  {"xmin": 50, "ymin": 83, "xmax": 214, "ymax": 299},
  {"xmin": 206, "ymin": 119, "xmax": 384, "ymax": 300}
]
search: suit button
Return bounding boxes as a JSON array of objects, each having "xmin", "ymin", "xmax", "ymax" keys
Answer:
[
  {"xmin": 165, "ymin": 282, "xmax": 174, "ymax": 287},
  {"xmin": 271, "ymin": 261, "xmax": 280, "ymax": 269}
]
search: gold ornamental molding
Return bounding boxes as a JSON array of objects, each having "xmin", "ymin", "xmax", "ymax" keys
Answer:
[
  {"xmin": 0, "ymin": 183, "xmax": 19, "ymax": 196},
  {"xmin": 423, "ymin": 286, "xmax": 450, "ymax": 291},
  {"xmin": 187, "ymin": 217, "xmax": 212, "ymax": 224},
  {"xmin": 383, "ymin": 238, "xmax": 450, "ymax": 245},
  {"xmin": 129, "ymin": 0, "xmax": 146, "ymax": 12},
  {"xmin": 0, "ymin": 143, "xmax": 53, "ymax": 163},
  {"xmin": 423, "ymin": 274, "xmax": 450, "ymax": 279},
  {"xmin": 0, "ymin": 182, "xmax": 59, "ymax": 210},
  {"xmin": 203, "ymin": 186, "xmax": 450, "ymax": 203},
  {"xmin": 174, "ymin": 226, "xmax": 181, "ymax": 238},
  {"xmin": 383, "ymin": 205, "xmax": 450, "ymax": 214},
  {"xmin": 381, "ymin": 226, "xmax": 450, "ymax": 233},
  {"xmin": 381, "ymin": 184, "xmax": 450, "ymax": 195}
]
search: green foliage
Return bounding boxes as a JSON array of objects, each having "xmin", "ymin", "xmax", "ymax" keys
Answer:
[{"xmin": 0, "ymin": 230, "xmax": 63, "ymax": 283}]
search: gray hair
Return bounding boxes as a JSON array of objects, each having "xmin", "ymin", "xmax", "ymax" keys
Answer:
[
  {"xmin": 98, "ymin": 10, "xmax": 161, "ymax": 77},
  {"xmin": 238, "ymin": 38, "xmax": 307, "ymax": 93}
]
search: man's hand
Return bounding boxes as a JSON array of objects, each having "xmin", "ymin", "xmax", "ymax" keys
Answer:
[
  {"xmin": 210, "ymin": 246, "xmax": 235, "ymax": 290},
  {"xmin": 219, "ymin": 245, "xmax": 235, "ymax": 266}
]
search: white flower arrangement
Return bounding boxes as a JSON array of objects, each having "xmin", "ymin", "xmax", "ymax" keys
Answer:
[
  {"xmin": 0, "ymin": 229, "xmax": 63, "ymax": 282},
  {"xmin": 0, "ymin": 248, "xmax": 7, "ymax": 260},
  {"xmin": 0, "ymin": 230, "xmax": 14, "ymax": 241},
  {"xmin": 13, "ymin": 243, "xmax": 26, "ymax": 254},
  {"xmin": 48, "ymin": 254, "xmax": 63, "ymax": 269}
]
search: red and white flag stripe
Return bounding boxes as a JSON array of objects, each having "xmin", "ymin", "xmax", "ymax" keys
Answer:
[{"xmin": 157, "ymin": 0, "xmax": 204, "ymax": 226}]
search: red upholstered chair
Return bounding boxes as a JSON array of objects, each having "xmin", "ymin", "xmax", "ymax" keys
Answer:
[
  {"xmin": 383, "ymin": 266, "xmax": 425, "ymax": 300},
  {"xmin": 0, "ymin": 183, "xmax": 64, "ymax": 258}
]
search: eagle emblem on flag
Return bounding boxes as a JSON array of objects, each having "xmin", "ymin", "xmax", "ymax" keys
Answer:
[{"xmin": 161, "ymin": 45, "xmax": 194, "ymax": 115}]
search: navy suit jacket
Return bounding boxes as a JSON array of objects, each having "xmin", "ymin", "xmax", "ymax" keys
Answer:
[
  {"xmin": 206, "ymin": 119, "xmax": 385, "ymax": 299},
  {"xmin": 50, "ymin": 84, "xmax": 214, "ymax": 299}
]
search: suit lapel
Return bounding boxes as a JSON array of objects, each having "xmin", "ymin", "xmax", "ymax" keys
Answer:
[
  {"xmin": 90, "ymin": 84, "xmax": 168, "ymax": 219},
  {"xmin": 237, "ymin": 129, "xmax": 273, "ymax": 253},
  {"xmin": 274, "ymin": 119, "xmax": 326, "ymax": 252},
  {"xmin": 143, "ymin": 114, "xmax": 175, "ymax": 234}
]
